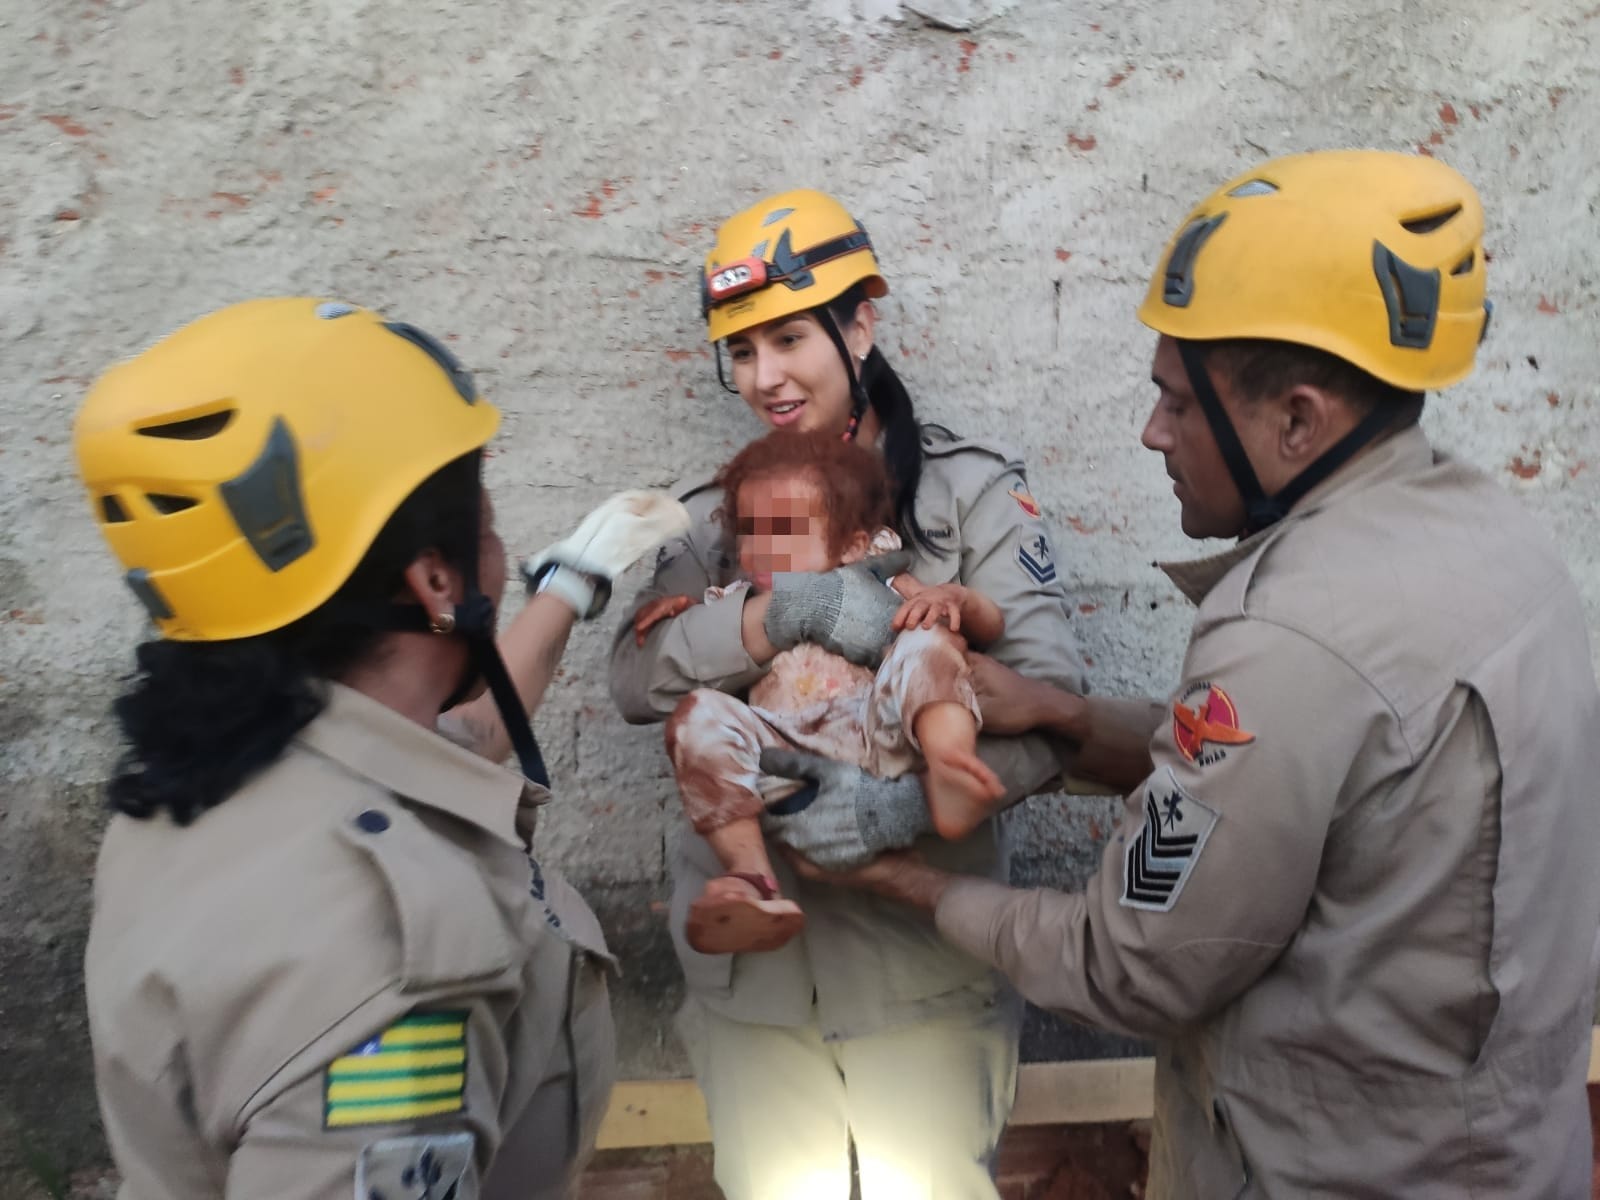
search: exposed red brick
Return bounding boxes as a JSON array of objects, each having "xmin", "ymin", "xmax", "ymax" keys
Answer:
[
  {"xmin": 1508, "ymin": 454, "xmax": 1542, "ymax": 480},
  {"xmin": 42, "ymin": 114, "xmax": 89, "ymax": 136}
]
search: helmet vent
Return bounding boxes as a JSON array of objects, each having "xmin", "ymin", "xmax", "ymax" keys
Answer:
[
  {"xmin": 137, "ymin": 409, "xmax": 236, "ymax": 440},
  {"xmin": 1372, "ymin": 241, "xmax": 1441, "ymax": 349},
  {"xmin": 1400, "ymin": 205, "xmax": 1462, "ymax": 235},
  {"xmin": 1227, "ymin": 180, "xmax": 1278, "ymax": 197},
  {"xmin": 100, "ymin": 495, "xmax": 131, "ymax": 524},
  {"xmin": 383, "ymin": 322, "xmax": 478, "ymax": 404},
  {"xmin": 219, "ymin": 416, "xmax": 314, "ymax": 572},
  {"xmin": 1161, "ymin": 213, "xmax": 1228, "ymax": 308},
  {"xmin": 147, "ymin": 492, "xmax": 199, "ymax": 515},
  {"xmin": 1451, "ymin": 251, "xmax": 1475, "ymax": 276}
]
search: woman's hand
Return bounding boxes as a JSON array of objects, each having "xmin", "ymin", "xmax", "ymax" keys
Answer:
[
  {"xmin": 892, "ymin": 583, "xmax": 970, "ymax": 634},
  {"xmin": 966, "ymin": 652, "xmax": 1087, "ymax": 738}
]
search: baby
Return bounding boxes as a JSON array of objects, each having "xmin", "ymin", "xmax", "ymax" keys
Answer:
[{"xmin": 634, "ymin": 431, "xmax": 1007, "ymax": 956}]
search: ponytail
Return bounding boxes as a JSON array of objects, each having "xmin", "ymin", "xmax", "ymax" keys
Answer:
[{"xmin": 826, "ymin": 285, "xmax": 943, "ymax": 556}]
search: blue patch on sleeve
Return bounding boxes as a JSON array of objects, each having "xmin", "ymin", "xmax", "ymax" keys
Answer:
[{"xmin": 1017, "ymin": 533, "xmax": 1057, "ymax": 584}]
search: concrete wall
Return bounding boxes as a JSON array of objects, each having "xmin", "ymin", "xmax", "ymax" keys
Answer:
[{"xmin": 2, "ymin": 0, "xmax": 1596, "ymax": 1184}]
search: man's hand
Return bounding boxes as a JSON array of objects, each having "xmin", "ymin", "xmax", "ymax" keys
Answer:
[
  {"xmin": 763, "ymin": 551, "xmax": 912, "ymax": 667},
  {"xmin": 780, "ymin": 848, "xmax": 953, "ymax": 914},
  {"xmin": 757, "ymin": 746, "xmax": 932, "ymax": 870},
  {"xmin": 967, "ymin": 653, "xmax": 1088, "ymax": 738}
]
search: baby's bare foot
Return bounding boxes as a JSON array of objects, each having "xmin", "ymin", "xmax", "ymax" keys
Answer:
[
  {"xmin": 923, "ymin": 745, "xmax": 1006, "ymax": 840},
  {"xmin": 686, "ymin": 876, "xmax": 805, "ymax": 955}
]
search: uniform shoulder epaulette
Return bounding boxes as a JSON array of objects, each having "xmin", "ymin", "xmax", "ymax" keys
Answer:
[{"xmin": 916, "ymin": 422, "xmax": 1023, "ymax": 467}]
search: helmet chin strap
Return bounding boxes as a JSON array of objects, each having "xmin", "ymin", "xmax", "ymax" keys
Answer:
[
  {"xmin": 813, "ymin": 305, "xmax": 871, "ymax": 443},
  {"xmin": 373, "ymin": 495, "xmax": 550, "ymax": 788},
  {"xmin": 1177, "ymin": 340, "xmax": 1420, "ymax": 538}
]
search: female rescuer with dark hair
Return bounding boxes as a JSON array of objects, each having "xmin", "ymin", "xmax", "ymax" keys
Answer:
[
  {"xmin": 75, "ymin": 298, "xmax": 685, "ymax": 1199},
  {"xmin": 608, "ymin": 190, "xmax": 1089, "ymax": 1198}
]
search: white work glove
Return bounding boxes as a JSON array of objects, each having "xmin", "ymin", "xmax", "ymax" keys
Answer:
[{"xmin": 522, "ymin": 490, "xmax": 691, "ymax": 619}]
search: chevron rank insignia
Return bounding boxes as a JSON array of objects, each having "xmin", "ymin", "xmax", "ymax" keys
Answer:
[
  {"xmin": 1016, "ymin": 532, "xmax": 1056, "ymax": 584},
  {"xmin": 1120, "ymin": 768, "xmax": 1218, "ymax": 913},
  {"xmin": 324, "ymin": 1011, "xmax": 468, "ymax": 1129}
]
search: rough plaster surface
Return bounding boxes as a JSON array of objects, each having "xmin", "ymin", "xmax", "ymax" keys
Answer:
[{"xmin": 2, "ymin": 0, "xmax": 1597, "ymax": 1182}]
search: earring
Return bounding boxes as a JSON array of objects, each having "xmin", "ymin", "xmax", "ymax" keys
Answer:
[{"xmin": 429, "ymin": 611, "xmax": 456, "ymax": 634}]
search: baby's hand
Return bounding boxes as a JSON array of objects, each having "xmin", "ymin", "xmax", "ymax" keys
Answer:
[
  {"xmin": 634, "ymin": 594, "xmax": 698, "ymax": 645},
  {"xmin": 892, "ymin": 583, "xmax": 969, "ymax": 635}
]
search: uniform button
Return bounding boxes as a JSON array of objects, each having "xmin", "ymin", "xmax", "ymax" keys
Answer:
[{"xmin": 356, "ymin": 809, "xmax": 390, "ymax": 834}]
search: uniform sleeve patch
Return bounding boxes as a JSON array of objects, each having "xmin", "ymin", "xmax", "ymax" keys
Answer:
[
  {"xmin": 1008, "ymin": 486, "xmax": 1042, "ymax": 518},
  {"xmin": 1119, "ymin": 768, "xmax": 1218, "ymax": 913},
  {"xmin": 1016, "ymin": 532, "xmax": 1057, "ymax": 584},
  {"xmin": 325, "ymin": 1011, "xmax": 468, "ymax": 1129},
  {"xmin": 356, "ymin": 1131, "xmax": 474, "ymax": 1199},
  {"xmin": 1171, "ymin": 682, "xmax": 1255, "ymax": 767}
]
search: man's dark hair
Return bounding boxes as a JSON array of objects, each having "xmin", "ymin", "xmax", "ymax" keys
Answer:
[{"xmin": 1201, "ymin": 338, "xmax": 1425, "ymax": 422}]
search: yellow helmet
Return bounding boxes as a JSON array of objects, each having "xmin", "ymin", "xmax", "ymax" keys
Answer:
[
  {"xmin": 74, "ymin": 297, "xmax": 499, "ymax": 641},
  {"xmin": 1137, "ymin": 150, "xmax": 1490, "ymax": 391},
  {"xmin": 702, "ymin": 188, "xmax": 888, "ymax": 343}
]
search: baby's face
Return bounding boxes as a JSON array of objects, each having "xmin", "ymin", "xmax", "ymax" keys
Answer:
[{"xmin": 735, "ymin": 474, "xmax": 838, "ymax": 591}]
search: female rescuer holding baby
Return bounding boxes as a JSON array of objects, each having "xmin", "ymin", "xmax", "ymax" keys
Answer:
[{"xmin": 608, "ymin": 190, "xmax": 1088, "ymax": 1200}]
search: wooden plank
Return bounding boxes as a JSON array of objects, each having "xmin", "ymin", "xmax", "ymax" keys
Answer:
[
  {"xmin": 598, "ymin": 1027, "xmax": 1600, "ymax": 1150},
  {"xmin": 596, "ymin": 1080, "xmax": 710, "ymax": 1149},
  {"xmin": 1011, "ymin": 1057, "xmax": 1155, "ymax": 1125}
]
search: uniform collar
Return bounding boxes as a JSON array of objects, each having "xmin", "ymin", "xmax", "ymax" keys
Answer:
[
  {"xmin": 1159, "ymin": 425, "xmax": 1435, "ymax": 605},
  {"xmin": 297, "ymin": 683, "xmax": 535, "ymax": 850}
]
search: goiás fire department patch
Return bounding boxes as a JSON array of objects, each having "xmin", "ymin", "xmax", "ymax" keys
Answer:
[
  {"xmin": 1171, "ymin": 682, "xmax": 1255, "ymax": 767},
  {"xmin": 1120, "ymin": 768, "xmax": 1219, "ymax": 913}
]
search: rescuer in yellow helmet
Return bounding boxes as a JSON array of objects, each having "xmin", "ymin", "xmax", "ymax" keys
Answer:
[
  {"xmin": 611, "ymin": 189, "xmax": 1089, "ymax": 1198},
  {"xmin": 791, "ymin": 151, "xmax": 1600, "ymax": 1199},
  {"xmin": 76, "ymin": 298, "xmax": 685, "ymax": 1198}
]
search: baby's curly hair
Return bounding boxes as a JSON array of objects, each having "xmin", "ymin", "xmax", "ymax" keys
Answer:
[{"xmin": 714, "ymin": 430, "xmax": 894, "ymax": 558}]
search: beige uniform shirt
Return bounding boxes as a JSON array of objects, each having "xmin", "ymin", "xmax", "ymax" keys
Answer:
[
  {"xmin": 937, "ymin": 427, "xmax": 1600, "ymax": 1197},
  {"xmin": 85, "ymin": 685, "xmax": 616, "ymax": 1200},
  {"xmin": 609, "ymin": 424, "xmax": 1088, "ymax": 1038}
]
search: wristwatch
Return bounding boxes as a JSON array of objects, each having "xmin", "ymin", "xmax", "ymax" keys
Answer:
[{"xmin": 521, "ymin": 559, "xmax": 612, "ymax": 620}]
